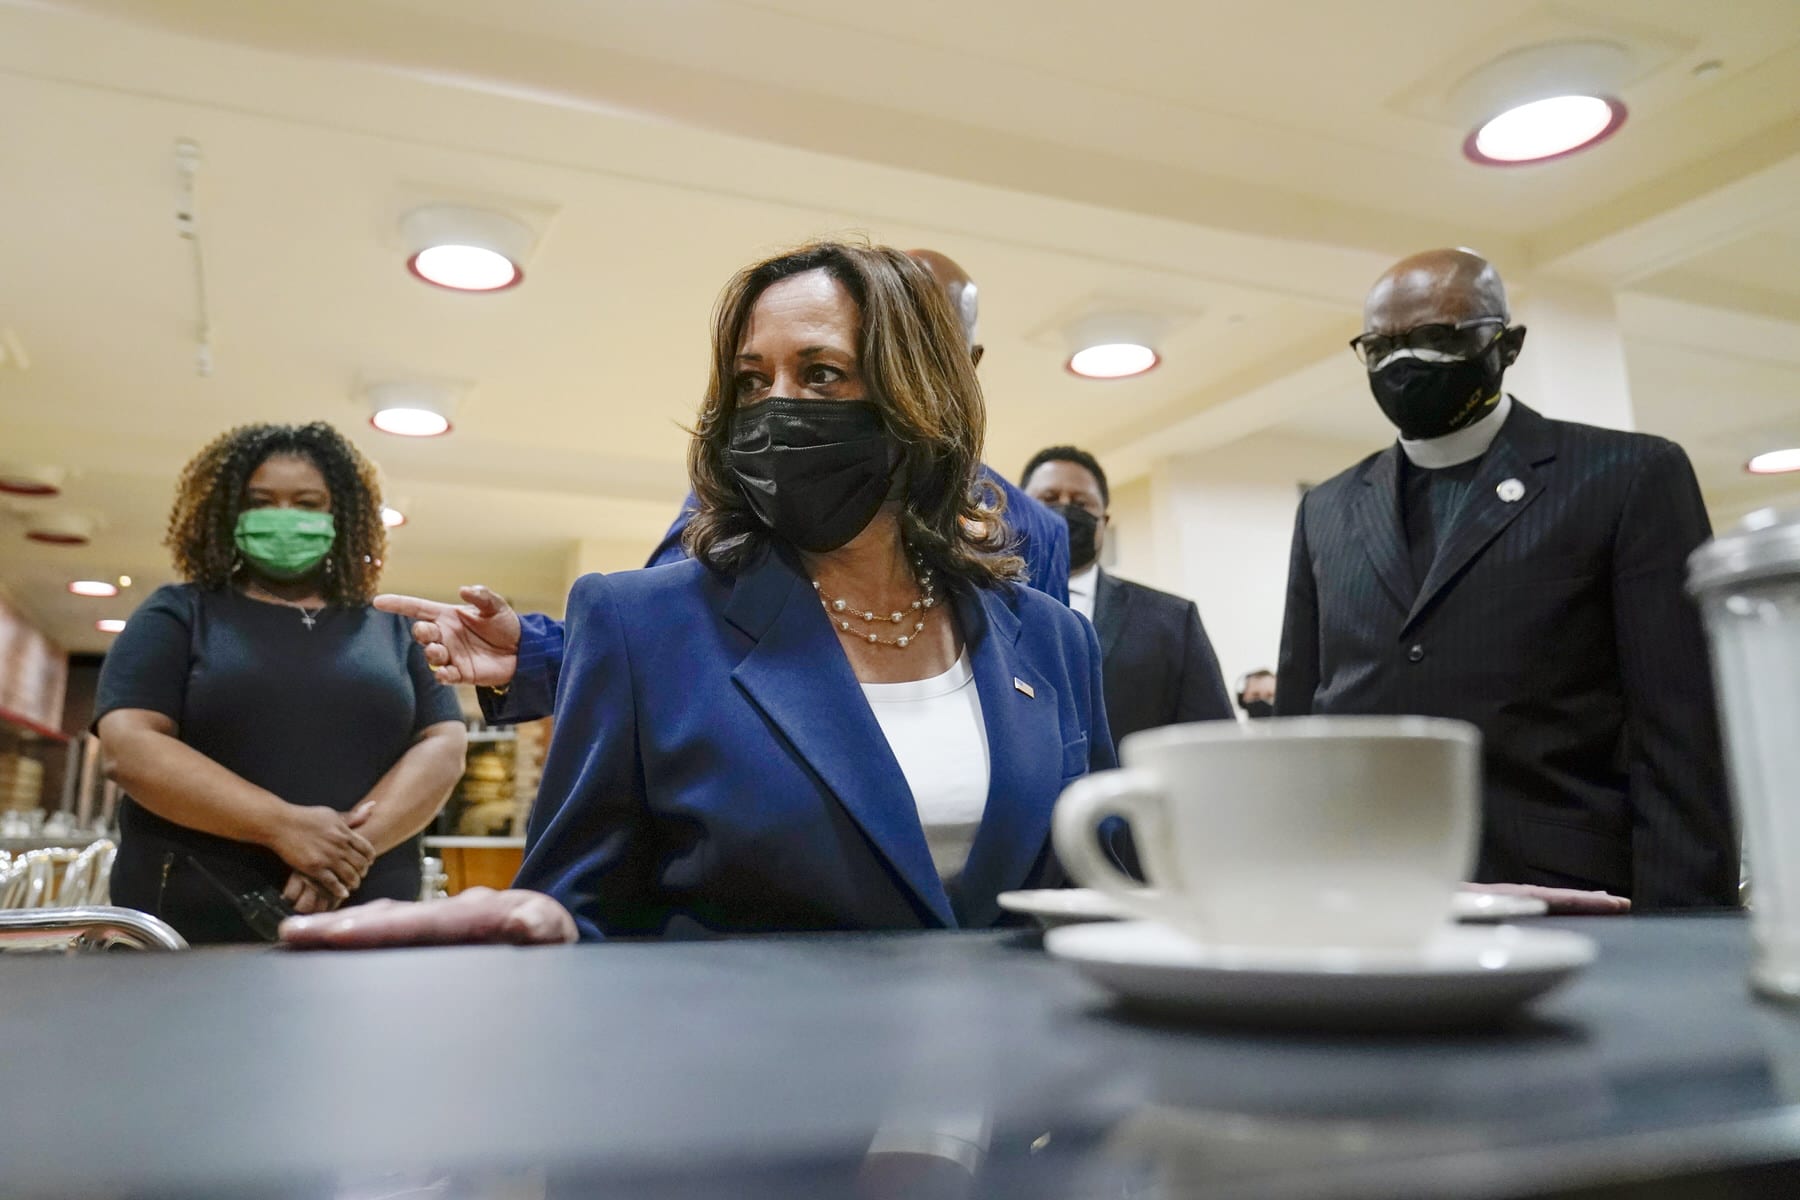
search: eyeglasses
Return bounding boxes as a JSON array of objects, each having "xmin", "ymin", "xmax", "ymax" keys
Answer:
[{"xmin": 1349, "ymin": 318, "xmax": 1508, "ymax": 367}]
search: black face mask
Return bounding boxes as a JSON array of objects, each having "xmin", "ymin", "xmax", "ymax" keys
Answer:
[
  {"xmin": 727, "ymin": 398, "xmax": 897, "ymax": 553},
  {"xmin": 1051, "ymin": 503, "xmax": 1100, "ymax": 571},
  {"xmin": 1240, "ymin": 698, "xmax": 1276, "ymax": 720},
  {"xmin": 1367, "ymin": 343, "xmax": 1505, "ymax": 441}
]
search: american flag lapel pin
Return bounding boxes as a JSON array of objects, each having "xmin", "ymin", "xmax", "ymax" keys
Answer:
[{"xmin": 1013, "ymin": 677, "xmax": 1035, "ymax": 698}]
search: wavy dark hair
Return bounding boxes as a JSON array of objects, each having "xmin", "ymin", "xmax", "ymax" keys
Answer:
[
  {"xmin": 165, "ymin": 421, "xmax": 386, "ymax": 605},
  {"xmin": 683, "ymin": 240, "xmax": 1023, "ymax": 586}
]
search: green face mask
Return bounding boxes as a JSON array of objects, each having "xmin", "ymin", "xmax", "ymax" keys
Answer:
[{"xmin": 234, "ymin": 508, "xmax": 336, "ymax": 581}]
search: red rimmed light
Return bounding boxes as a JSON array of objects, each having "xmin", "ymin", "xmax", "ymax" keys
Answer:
[
  {"xmin": 25, "ymin": 513, "xmax": 95, "ymax": 545},
  {"xmin": 1066, "ymin": 343, "xmax": 1160, "ymax": 380},
  {"xmin": 400, "ymin": 206, "xmax": 531, "ymax": 294},
  {"xmin": 406, "ymin": 246, "xmax": 522, "ymax": 293},
  {"xmin": 1464, "ymin": 94, "xmax": 1627, "ymax": 166},
  {"xmin": 68, "ymin": 580, "xmax": 118, "ymax": 598},
  {"xmin": 364, "ymin": 381, "xmax": 458, "ymax": 439},
  {"xmin": 381, "ymin": 506, "xmax": 407, "ymax": 528},
  {"xmin": 1747, "ymin": 449, "xmax": 1800, "ymax": 476},
  {"xmin": 1064, "ymin": 313, "xmax": 1163, "ymax": 380},
  {"xmin": 96, "ymin": 619, "xmax": 127, "ymax": 634},
  {"xmin": 369, "ymin": 408, "xmax": 452, "ymax": 438},
  {"xmin": 0, "ymin": 465, "xmax": 66, "ymax": 497}
]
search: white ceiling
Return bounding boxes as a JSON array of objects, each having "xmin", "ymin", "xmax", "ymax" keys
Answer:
[{"xmin": 2, "ymin": 0, "xmax": 1798, "ymax": 652}]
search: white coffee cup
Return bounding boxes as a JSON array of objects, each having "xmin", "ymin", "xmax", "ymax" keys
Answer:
[{"xmin": 1052, "ymin": 716, "xmax": 1481, "ymax": 949}]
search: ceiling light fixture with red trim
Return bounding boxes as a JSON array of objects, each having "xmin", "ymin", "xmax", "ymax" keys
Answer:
[
  {"xmin": 1747, "ymin": 449, "xmax": 1800, "ymax": 476},
  {"xmin": 24, "ymin": 513, "xmax": 94, "ymax": 547},
  {"xmin": 364, "ymin": 380, "xmax": 460, "ymax": 438},
  {"xmin": 0, "ymin": 464, "xmax": 65, "ymax": 498},
  {"xmin": 1064, "ymin": 313, "xmax": 1163, "ymax": 380},
  {"xmin": 1454, "ymin": 41, "xmax": 1633, "ymax": 167},
  {"xmin": 401, "ymin": 205, "xmax": 532, "ymax": 293}
]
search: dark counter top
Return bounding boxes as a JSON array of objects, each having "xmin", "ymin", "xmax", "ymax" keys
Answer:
[{"xmin": 3, "ymin": 914, "xmax": 1798, "ymax": 1198}]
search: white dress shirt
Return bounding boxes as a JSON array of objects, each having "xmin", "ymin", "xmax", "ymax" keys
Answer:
[
  {"xmin": 1066, "ymin": 562, "xmax": 1099, "ymax": 622},
  {"xmin": 861, "ymin": 649, "xmax": 991, "ymax": 881}
]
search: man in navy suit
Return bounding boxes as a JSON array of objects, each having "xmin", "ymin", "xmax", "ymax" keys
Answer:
[
  {"xmin": 1020, "ymin": 445, "xmax": 1233, "ymax": 743},
  {"xmin": 1277, "ymin": 248, "xmax": 1737, "ymax": 910}
]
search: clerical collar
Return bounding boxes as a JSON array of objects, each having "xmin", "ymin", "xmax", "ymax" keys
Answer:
[{"xmin": 1399, "ymin": 393, "xmax": 1513, "ymax": 469}]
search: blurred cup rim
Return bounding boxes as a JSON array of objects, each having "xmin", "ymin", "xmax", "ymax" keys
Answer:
[{"xmin": 1121, "ymin": 715, "xmax": 1482, "ymax": 760}]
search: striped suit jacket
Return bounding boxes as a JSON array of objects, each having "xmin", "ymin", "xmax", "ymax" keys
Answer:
[{"xmin": 1276, "ymin": 399, "xmax": 1737, "ymax": 909}]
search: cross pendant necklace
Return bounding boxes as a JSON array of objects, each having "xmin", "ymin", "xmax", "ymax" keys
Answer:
[{"xmin": 246, "ymin": 583, "xmax": 326, "ymax": 630}]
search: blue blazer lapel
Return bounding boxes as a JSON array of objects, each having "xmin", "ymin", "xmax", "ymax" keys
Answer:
[
  {"xmin": 724, "ymin": 551, "xmax": 955, "ymax": 928},
  {"xmin": 954, "ymin": 586, "xmax": 1064, "ymax": 928}
]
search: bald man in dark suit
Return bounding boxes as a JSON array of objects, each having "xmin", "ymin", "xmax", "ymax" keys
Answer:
[{"xmin": 1278, "ymin": 249, "xmax": 1737, "ymax": 910}]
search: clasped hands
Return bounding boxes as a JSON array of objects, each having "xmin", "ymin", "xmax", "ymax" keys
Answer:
[{"xmin": 274, "ymin": 798, "xmax": 379, "ymax": 915}]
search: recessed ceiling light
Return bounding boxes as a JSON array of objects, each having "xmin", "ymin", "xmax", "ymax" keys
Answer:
[
  {"xmin": 25, "ymin": 513, "xmax": 95, "ymax": 546},
  {"xmin": 96, "ymin": 619, "xmax": 127, "ymax": 634},
  {"xmin": 118, "ymin": 575, "xmax": 132, "ymax": 588},
  {"xmin": 0, "ymin": 464, "xmax": 65, "ymax": 497},
  {"xmin": 1067, "ymin": 343, "xmax": 1160, "ymax": 379},
  {"xmin": 1451, "ymin": 41, "xmax": 1634, "ymax": 168},
  {"xmin": 1747, "ymin": 448, "xmax": 1800, "ymax": 476},
  {"xmin": 364, "ymin": 380, "xmax": 458, "ymax": 438},
  {"xmin": 371, "ymin": 407, "xmax": 451, "ymax": 437},
  {"xmin": 411, "ymin": 245, "xmax": 519, "ymax": 292},
  {"xmin": 401, "ymin": 205, "xmax": 531, "ymax": 293},
  {"xmin": 68, "ymin": 580, "xmax": 118, "ymax": 598},
  {"xmin": 1465, "ymin": 94, "xmax": 1627, "ymax": 165},
  {"xmin": 1064, "ymin": 313, "xmax": 1163, "ymax": 380},
  {"xmin": 381, "ymin": 506, "xmax": 407, "ymax": 528}
]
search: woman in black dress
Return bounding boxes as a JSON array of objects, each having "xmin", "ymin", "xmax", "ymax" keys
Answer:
[{"xmin": 96, "ymin": 422, "xmax": 467, "ymax": 944}]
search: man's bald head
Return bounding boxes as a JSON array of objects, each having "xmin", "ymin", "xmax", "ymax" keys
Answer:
[
  {"xmin": 1364, "ymin": 248, "xmax": 1509, "ymax": 335},
  {"xmin": 907, "ymin": 248, "xmax": 982, "ymax": 365}
]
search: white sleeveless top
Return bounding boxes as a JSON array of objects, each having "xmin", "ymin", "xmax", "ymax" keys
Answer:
[{"xmin": 860, "ymin": 649, "xmax": 991, "ymax": 881}]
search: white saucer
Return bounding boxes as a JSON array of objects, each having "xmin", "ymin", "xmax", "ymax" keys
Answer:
[
  {"xmin": 1454, "ymin": 891, "xmax": 1550, "ymax": 921},
  {"xmin": 999, "ymin": 887, "xmax": 1144, "ymax": 926},
  {"xmin": 999, "ymin": 888, "xmax": 1547, "ymax": 929},
  {"xmin": 1045, "ymin": 921, "xmax": 1594, "ymax": 1029}
]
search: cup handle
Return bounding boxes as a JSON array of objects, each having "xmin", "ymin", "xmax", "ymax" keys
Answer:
[{"xmin": 1052, "ymin": 768, "xmax": 1178, "ymax": 926}]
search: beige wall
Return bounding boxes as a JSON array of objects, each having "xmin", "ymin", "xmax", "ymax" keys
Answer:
[{"xmin": 560, "ymin": 537, "xmax": 665, "ymax": 617}]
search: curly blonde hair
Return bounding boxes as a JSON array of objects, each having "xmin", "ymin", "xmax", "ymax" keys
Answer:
[{"xmin": 165, "ymin": 422, "xmax": 386, "ymax": 605}]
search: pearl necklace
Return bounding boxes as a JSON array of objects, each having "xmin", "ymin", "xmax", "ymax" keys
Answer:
[{"xmin": 813, "ymin": 560, "xmax": 936, "ymax": 649}]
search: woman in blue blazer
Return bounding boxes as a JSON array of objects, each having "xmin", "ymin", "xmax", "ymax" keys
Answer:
[{"xmin": 512, "ymin": 241, "xmax": 1114, "ymax": 939}]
